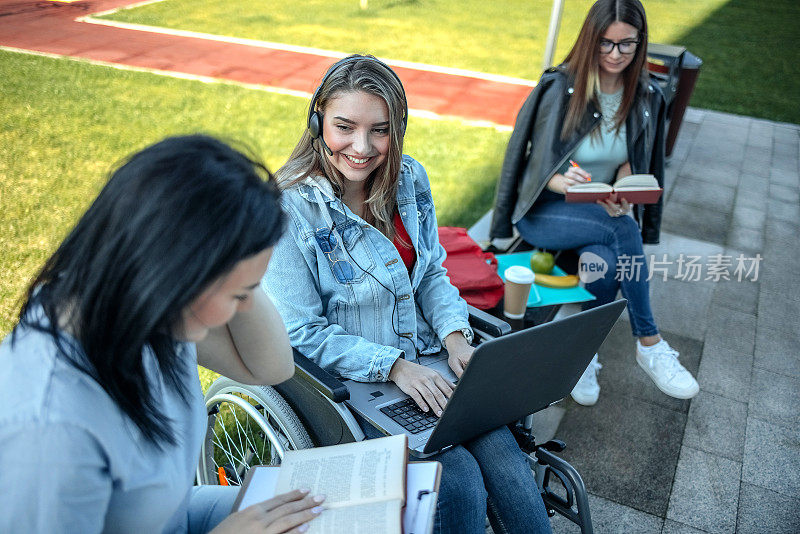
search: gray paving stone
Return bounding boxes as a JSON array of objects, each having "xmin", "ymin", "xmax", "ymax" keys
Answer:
[
  {"xmin": 737, "ymin": 171, "xmax": 770, "ymax": 191},
  {"xmin": 696, "ymin": 343, "xmax": 753, "ymax": 401},
  {"xmin": 742, "ymin": 417, "xmax": 800, "ymax": 498},
  {"xmin": 648, "ymin": 278, "xmax": 714, "ymax": 343},
  {"xmin": 704, "ymin": 305, "xmax": 756, "ymax": 354},
  {"xmin": 773, "ymin": 141, "xmax": 799, "ymax": 159},
  {"xmin": 769, "ymin": 183, "xmax": 800, "ymax": 203},
  {"xmin": 660, "ymin": 520, "xmax": 708, "ymax": 534},
  {"xmin": 684, "ymin": 390, "xmax": 747, "ymax": 461},
  {"xmin": 556, "ymin": 393, "xmax": 686, "ymax": 517},
  {"xmin": 740, "ymin": 156, "xmax": 771, "ymax": 177},
  {"xmin": 683, "ymin": 107, "xmax": 705, "ymax": 124},
  {"xmin": 758, "ymin": 290, "xmax": 800, "ymax": 335},
  {"xmin": 661, "ymin": 203, "xmax": 730, "ymax": 247},
  {"xmin": 746, "ymin": 125, "xmax": 773, "ymax": 150},
  {"xmin": 757, "ymin": 267, "xmax": 800, "ymax": 297},
  {"xmin": 773, "ymin": 126, "xmax": 800, "ymax": 145},
  {"xmin": 733, "ymin": 192, "xmax": 766, "ymax": 211},
  {"xmin": 643, "ymin": 232, "xmax": 726, "ymax": 280},
  {"xmin": 711, "ymin": 277, "xmax": 759, "ymax": 315},
  {"xmin": 760, "ymin": 283, "xmax": 800, "ymax": 311},
  {"xmin": 731, "ymin": 205, "xmax": 766, "ymax": 231},
  {"xmin": 767, "ymin": 199, "xmax": 800, "ymax": 224},
  {"xmin": 749, "ymin": 368, "xmax": 800, "ymax": 428},
  {"xmin": 736, "ymin": 482, "xmax": 800, "ymax": 534},
  {"xmin": 682, "ymin": 150, "xmax": 740, "ymax": 174},
  {"xmin": 760, "ymin": 251, "xmax": 793, "ymax": 272},
  {"xmin": 741, "ymin": 147, "xmax": 771, "ymax": 165},
  {"xmin": 755, "ymin": 325, "xmax": 800, "ymax": 378},
  {"xmin": 549, "ymin": 493, "xmax": 664, "ymax": 534},
  {"xmin": 769, "ymin": 165, "xmax": 800, "ymax": 188},
  {"xmin": 763, "ymin": 218, "xmax": 799, "ymax": 248},
  {"xmin": 666, "ymin": 446, "xmax": 740, "ymax": 534},
  {"xmin": 726, "ymin": 226, "xmax": 764, "ymax": 253},
  {"xmin": 680, "ymin": 164, "xmax": 741, "ymax": 188},
  {"xmin": 703, "ymin": 109, "xmax": 751, "ymax": 128},
  {"xmin": 670, "ymin": 178, "xmax": 736, "ymax": 213}
]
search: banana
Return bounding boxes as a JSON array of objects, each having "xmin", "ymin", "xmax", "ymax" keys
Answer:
[{"xmin": 534, "ymin": 273, "xmax": 580, "ymax": 288}]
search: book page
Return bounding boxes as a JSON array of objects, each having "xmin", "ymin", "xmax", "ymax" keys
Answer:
[
  {"xmin": 274, "ymin": 434, "xmax": 406, "ymax": 509},
  {"xmin": 614, "ymin": 173, "xmax": 658, "ymax": 189},
  {"xmin": 568, "ymin": 182, "xmax": 613, "ymax": 192},
  {"xmin": 236, "ymin": 466, "xmax": 279, "ymax": 511},
  {"xmin": 236, "ymin": 461, "xmax": 439, "ymax": 534},
  {"xmin": 306, "ymin": 500, "xmax": 401, "ymax": 534}
]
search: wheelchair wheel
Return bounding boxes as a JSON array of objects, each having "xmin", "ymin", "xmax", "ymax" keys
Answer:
[{"xmin": 197, "ymin": 377, "xmax": 313, "ymax": 486}]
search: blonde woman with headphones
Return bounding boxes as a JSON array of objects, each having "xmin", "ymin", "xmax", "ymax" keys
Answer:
[{"xmin": 263, "ymin": 55, "xmax": 553, "ymax": 534}]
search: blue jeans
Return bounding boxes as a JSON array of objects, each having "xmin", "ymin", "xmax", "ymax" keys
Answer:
[
  {"xmin": 188, "ymin": 485, "xmax": 239, "ymax": 533},
  {"xmin": 516, "ymin": 201, "xmax": 659, "ymax": 337},
  {"xmin": 361, "ymin": 420, "xmax": 552, "ymax": 534}
]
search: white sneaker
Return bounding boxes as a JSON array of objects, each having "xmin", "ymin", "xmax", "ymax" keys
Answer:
[
  {"xmin": 571, "ymin": 354, "xmax": 601, "ymax": 406},
  {"xmin": 636, "ymin": 339, "xmax": 699, "ymax": 399}
]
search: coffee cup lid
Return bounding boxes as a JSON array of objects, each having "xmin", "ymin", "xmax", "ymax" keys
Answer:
[{"xmin": 504, "ymin": 265, "xmax": 535, "ymax": 284}]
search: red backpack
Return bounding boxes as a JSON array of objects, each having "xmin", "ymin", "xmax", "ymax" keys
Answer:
[{"xmin": 438, "ymin": 226, "xmax": 504, "ymax": 310}]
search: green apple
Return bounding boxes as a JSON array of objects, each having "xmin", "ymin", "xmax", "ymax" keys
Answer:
[{"xmin": 530, "ymin": 251, "xmax": 555, "ymax": 274}]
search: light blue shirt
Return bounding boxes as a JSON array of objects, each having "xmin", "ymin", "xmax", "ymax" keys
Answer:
[
  {"xmin": 568, "ymin": 89, "xmax": 628, "ymax": 184},
  {"xmin": 263, "ymin": 155, "xmax": 472, "ymax": 383},
  {"xmin": 0, "ymin": 316, "xmax": 206, "ymax": 533}
]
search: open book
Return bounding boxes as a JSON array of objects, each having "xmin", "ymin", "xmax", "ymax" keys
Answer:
[
  {"xmin": 232, "ymin": 434, "xmax": 441, "ymax": 534},
  {"xmin": 566, "ymin": 173, "xmax": 663, "ymax": 204}
]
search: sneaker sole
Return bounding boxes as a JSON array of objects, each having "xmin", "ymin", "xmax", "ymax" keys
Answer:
[
  {"xmin": 636, "ymin": 352, "xmax": 699, "ymax": 399},
  {"xmin": 570, "ymin": 391, "xmax": 599, "ymax": 406}
]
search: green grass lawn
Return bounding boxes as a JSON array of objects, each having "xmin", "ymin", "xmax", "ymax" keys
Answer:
[
  {"xmin": 0, "ymin": 50, "xmax": 508, "ymax": 359},
  {"xmin": 101, "ymin": 0, "xmax": 800, "ymax": 124}
]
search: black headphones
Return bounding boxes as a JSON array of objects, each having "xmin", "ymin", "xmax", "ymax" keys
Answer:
[{"xmin": 307, "ymin": 55, "xmax": 408, "ymax": 155}]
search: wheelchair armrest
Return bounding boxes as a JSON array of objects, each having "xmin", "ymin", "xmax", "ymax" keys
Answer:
[
  {"xmin": 292, "ymin": 348, "xmax": 350, "ymax": 403},
  {"xmin": 468, "ymin": 305, "xmax": 512, "ymax": 338}
]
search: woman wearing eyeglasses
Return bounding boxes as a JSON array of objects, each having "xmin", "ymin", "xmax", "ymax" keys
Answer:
[
  {"xmin": 263, "ymin": 55, "xmax": 553, "ymax": 534},
  {"xmin": 491, "ymin": 0, "xmax": 699, "ymax": 406}
]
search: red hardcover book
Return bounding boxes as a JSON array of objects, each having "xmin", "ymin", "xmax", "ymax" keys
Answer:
[{"xmin": 565, "ymin": 174, "xmax": 663, "ymax": 204}]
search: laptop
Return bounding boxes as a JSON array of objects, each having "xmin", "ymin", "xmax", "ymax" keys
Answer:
[{"xmin": 344, "ymin": 299, "xmax": 626, "ymax": 457}]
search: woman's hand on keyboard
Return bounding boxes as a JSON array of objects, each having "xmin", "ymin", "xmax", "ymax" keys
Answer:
[
  {"xmin": 388, "ymin": 358, "xmax": 455, "ymax": 416},
  {"xmin": 444, "ymin": 332, "xmax": 475, "ymax": 378}
]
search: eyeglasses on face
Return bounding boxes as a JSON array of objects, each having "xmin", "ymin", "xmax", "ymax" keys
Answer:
[{"xmin": 598, "ymin": 38, "xmax": 640, "ymax": 55}]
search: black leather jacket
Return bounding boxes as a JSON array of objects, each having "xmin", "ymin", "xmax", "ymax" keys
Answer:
[{"xmin": 490, "ymin": 66, "xmax": 666, "ymax": 244}]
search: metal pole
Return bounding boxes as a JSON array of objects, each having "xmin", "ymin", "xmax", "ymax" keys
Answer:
[{"xmin": 542, "ymin": 0, "xmax": 566, "ymax": 70}]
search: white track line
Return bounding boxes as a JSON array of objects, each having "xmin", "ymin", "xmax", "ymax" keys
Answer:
[{"xmin": 77, "ymin": 4, "xmax": 536, "ymax": 87}]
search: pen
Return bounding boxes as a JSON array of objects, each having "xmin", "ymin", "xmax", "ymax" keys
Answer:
[{"xmin": 569, "ymin": 160, "xmax": 591, "ymax": 182}]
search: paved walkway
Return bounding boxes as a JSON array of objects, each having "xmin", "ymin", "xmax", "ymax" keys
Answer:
[
  {"xmin": 546, "ymin": 109, "xmax": 800, "ymax": 534},
  {"xmin": 2, "ymin": 1, "xmax": 798, "ymax": 532},
  {"xmin": 0, "ymin": 0, "xmax": 531, "ymax": 127}
]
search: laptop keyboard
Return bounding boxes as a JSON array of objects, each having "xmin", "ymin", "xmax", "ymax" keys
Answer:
[{"xmin": 379, "ymin": 398, "xmax": 439, "ymax": 434}]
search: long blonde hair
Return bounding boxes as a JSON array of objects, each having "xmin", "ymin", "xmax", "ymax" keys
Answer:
[
  {"xmin": 560, "ymin": 0, "xmax": 649, "ymax": 141},
  {"xmin": 277, "ymin": 55, "xmax": 407, "ymax": 239}
]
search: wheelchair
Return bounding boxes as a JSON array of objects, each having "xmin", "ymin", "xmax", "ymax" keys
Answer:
[{"xmin": 197, "ymin": 306, "xmax": 594, "ymax": 533}]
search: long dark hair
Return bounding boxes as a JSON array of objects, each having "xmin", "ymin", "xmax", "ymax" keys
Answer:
[
  {"xmin": 561, "ymin": 0, "xmax": 649, "ymax": 140},
  {"xmin": 16, "ymin": 135, "xmax": 285, "ymax": 446}
]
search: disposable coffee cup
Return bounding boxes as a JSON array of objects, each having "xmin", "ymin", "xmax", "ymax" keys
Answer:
[{"xmin": 503, "ymin": 266, "xmax": 535, "ymax": 319}]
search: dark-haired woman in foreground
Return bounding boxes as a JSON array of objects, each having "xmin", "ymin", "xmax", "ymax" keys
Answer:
[
  {"xmin": 491, "ymin": 0, "xmax": 698, "ymax": 406},
  {"xmin": 0, "ymin": 135, "xmax": 324, "ymax": 533}
]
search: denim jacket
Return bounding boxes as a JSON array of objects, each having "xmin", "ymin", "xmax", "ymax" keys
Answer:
[{"xmin": 263, "ymin": 155, "xmax": 472, "ymax": 383}]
